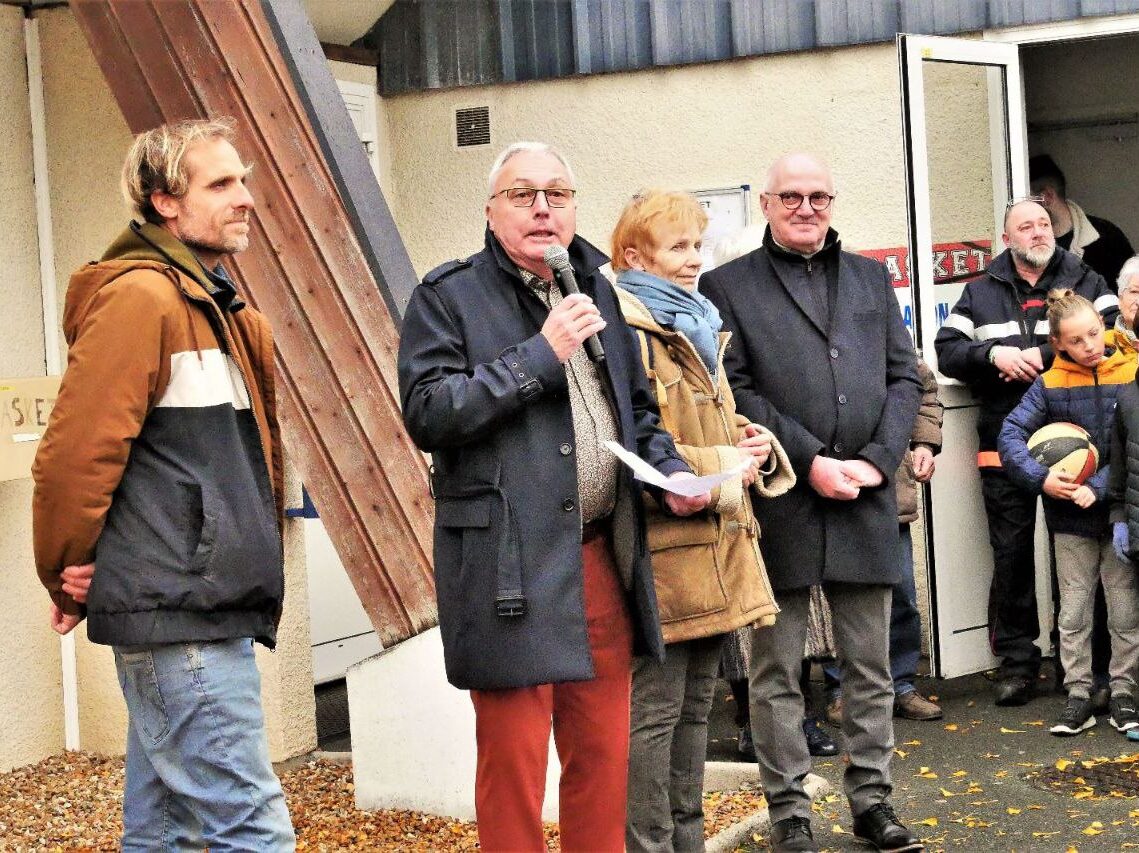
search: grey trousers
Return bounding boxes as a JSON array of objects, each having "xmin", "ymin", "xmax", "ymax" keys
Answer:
[
  {"xmin": 1055, "ymin": 533, "xmax": 1139, "ymax": 698},
  {"xmin": 750, "ymin": 583, "xmax": 894, "ymax": 822},
  {"xmin": 627, "ymin": 635, "xmax": 724, "ymax": 853}
]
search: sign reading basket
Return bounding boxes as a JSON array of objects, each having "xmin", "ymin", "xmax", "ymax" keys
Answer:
[{"xmin": 0, "ymin": 376, "xmax": 60, "ymax": 482}]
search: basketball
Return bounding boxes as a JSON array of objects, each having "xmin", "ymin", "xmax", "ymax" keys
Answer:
[{"xmin": 1026, "ymin": 421, "xmax": 1099, "ymax": 485}]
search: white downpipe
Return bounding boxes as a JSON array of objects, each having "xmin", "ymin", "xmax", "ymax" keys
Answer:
[{"xmin": 25, "ymin": 14, "xmax": 79, "ymax": 751}]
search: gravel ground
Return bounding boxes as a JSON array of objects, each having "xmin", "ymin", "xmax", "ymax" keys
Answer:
[{"xmin": 0, "ymin": 752, "xmax": 766, "ymax": 851}]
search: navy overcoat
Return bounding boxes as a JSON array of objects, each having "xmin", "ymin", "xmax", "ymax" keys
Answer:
[
  {"xmin": 398, "ymin": 230, "xmax": 687, "ymax": 690},
  {"xmin": 700, "ymin": 228, "xmax": 922, "ymax": 592}
]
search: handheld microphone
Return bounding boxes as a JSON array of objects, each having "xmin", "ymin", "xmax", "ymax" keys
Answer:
[{"xmin": 543, "ymin": 244, "xmax": 606, "ymax": 364}]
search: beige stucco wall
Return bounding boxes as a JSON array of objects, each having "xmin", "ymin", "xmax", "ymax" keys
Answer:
[
  {"xmin": 374, "ymin": 42, "xmax": 988, "ymax": 660},
  {"xmin": 258, "ymin": 464, "xmax": 318, "ymax": 761},
  {"xmin": 0, "ymin": 4, "xmax": 67, "ymax": 773},
  {"xmin": 378, "ymin": 43, "xmax": 914, "ymax": 278},
  {"xmin": 923, "ymin": 61, "xmax": 1001, "ymax": 247},
  {"xmin": 1, "ymin": 6, "xmax": 317, "ymax": 762},
  {"xmin": 38, "ymin": 8, "xmax": 136, "ymax": 754}
]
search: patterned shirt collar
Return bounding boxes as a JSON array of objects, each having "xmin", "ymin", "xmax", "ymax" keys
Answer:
[{"xmin": 517, "ymin": 266, "xmax": 555, "ymax": 294}]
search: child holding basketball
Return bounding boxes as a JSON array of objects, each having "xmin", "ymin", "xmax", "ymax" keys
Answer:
[{"xmin": 998, "ymin": 289, "xmax": 1139, "ymax": 737}]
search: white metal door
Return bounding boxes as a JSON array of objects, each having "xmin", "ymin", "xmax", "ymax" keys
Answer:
[{"xmin": 898, "ymin": 34, "xmax": 1051, "ymax": 678}]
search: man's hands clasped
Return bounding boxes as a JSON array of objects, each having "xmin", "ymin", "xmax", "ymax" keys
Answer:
[
  {"xmin": 48, "ymin": 562, "xmax": 93, "ymax": 636},
  {"xmin": 808, "ymin": 455, "xmax": 884, "ymax": 500},
  {"xmin": 989, "ymin": 345, "xmax": 1044, "ymax": 384}
]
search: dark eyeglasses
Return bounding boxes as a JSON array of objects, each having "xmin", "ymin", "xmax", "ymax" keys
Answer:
[
  {"xmin": 489, "ymin": 187, "xmax": 577, "ymax": 208},
  {"xmin": 762, "ymin": 191, "xmax": 835, "ymax": 211}
]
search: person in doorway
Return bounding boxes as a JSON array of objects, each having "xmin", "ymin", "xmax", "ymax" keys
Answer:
[
  {"xmin": 1031, "ymin": 155, "xmax": 1135, "ymax": 706},
  {"xmin": 1030, "ymin": 154, "xmax": 1134, "ymax": 291},
  {"xmin": 31, "ymin": 118, "xmax": 295, "ymax": 850},
  {"xmin": 611, "ymin": 188, "xmax": 797, "ymax": 852},
  {"xmin": 700, "ymin": 152, "xmax": 924, "ymax": 853},
  {"xmin": 397, "ymin": 142, "xmax": 709, "ymax": 852},
  {"xmin": 935, "ymin": 198, "xmax": 1118, "ymax": 707},
  {"xmin": 824, "ymin": 359, "xmax": 945, "ymax": 723},
  {"xmin": 999, "ymin": 290, "xmax": 1139, "ymax": 736},
  {"xmin": 1114, "ymin": 256, "xmax": 1139, "ymax": 349}
]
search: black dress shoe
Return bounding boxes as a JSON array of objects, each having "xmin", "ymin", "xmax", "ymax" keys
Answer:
[
  {"xmin": 994, "ymin": 675, "xmax": 1034, "ymax": 707},
  {"xmin": 852, "ymin": 802, "xmax": 923, "ymax": 851},
  {"xmin": 802, "ymin": 715, "xmax": 838, "ymax": 756},
  {"xmin": 769, "ymin": 815, "xmax": 818, "ymax": 852}
]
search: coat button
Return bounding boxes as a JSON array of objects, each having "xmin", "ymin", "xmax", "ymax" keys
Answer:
[
  {"xmin": 563, "ymin": 499, "xmax": 575, "ymax": 512},
  {"xmin": 560, "ymin": 443, "xmax": 573, "ymax": 456},
  {"xmin": 830, "ymin": 347, "xmax": 839, "ymax": 359},
  {"xmin": 833, "ymin": 443, "xmax": 844, "ymax": 454},
  {"xmin": 838, "ymin": 394, "xmax": 847, "ymax": 404}
]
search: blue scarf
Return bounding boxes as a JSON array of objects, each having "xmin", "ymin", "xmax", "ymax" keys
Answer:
[{"xmin": 617, "ymin": 269, "xmax": 722, "ymax": 378}]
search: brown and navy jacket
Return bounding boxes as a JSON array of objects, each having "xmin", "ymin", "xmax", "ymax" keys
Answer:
[{"xmin": 32, "ymin": 222, "xmax": 285, "ymax": 648}]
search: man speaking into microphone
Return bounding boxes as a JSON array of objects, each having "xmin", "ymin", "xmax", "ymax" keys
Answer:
[{"xmin": 398, "ymin": 141, "xmax": 709, "ymax": 852}]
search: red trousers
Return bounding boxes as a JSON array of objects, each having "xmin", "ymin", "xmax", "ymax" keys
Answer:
[{"xmin": 470, "ymin": 533, "xmax": 634, "ymax": 852}]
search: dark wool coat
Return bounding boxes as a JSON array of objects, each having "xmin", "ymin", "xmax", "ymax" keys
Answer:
[
  {"xmin": 1110, "ymin": 382, "xmax": 1139, "ymax": 562},
  {"xmin": 398, "ymin": 230, "xmax": 688, "ymax": 690},
  {"xmin": 699, "ymin": 228, "xmax": 922, "ymax": 591}
]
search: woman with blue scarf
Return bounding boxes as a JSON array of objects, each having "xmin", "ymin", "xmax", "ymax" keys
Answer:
[{"xmin": 614, "ymin": 190, "xmax": 795, "ymax": 852}]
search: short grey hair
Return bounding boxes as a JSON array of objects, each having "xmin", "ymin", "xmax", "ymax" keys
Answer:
[
  {"xmin": 487, "ymin": 141, "xmax": 576, "ymax": 196},
  {"xmin": 1119, "ymin": 255, "xmax": 1139, "ymax": 292}
]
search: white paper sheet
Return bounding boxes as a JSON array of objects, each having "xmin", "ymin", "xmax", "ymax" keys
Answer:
[{"xmin": 603, "ymin": 440, "xmax": 750, "ymax": 497}]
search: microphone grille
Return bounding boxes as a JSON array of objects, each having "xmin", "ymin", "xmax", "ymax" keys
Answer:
[{"xmin": 543, "ymin": 244, "xmax": 571, "ymax": 271}]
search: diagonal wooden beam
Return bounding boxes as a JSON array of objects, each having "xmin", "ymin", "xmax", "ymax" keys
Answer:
[{"xmin": 68, "ymin": 0, "xmax": 436, "ymax": 646}]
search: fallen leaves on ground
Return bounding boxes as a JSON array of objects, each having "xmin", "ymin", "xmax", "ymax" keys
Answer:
[
  {"xmin": 701, "ymin": 783, "xmax": 768, "ymax": 838},
  {"xmin": 0, "ymin": 752, "xmax": 768, "ymax": 851}
]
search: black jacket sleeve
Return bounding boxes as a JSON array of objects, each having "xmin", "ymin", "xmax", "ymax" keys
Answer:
[
  {"xmin": 1110, "ymin": 402, "xmax": 1128, "ymax": 524},
  {"xmin": 934, "ymin": 283, "xmax": 997, "ymax": 384},
  {"xmin": 397, "ymin": 283, "xmax": 568, "ymax": 452}
]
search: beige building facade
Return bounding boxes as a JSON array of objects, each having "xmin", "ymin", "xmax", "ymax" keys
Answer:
[{"xmin": 2, "ymin": 0, "xmax": 1138, "ymax": 773}]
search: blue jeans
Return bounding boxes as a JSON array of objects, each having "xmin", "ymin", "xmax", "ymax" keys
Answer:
[
  {"xmin": 113, "ymin": 639, "xmax": 296, "ymax": 852},
  {"xmin": 825, "ymin": 526, "xmax": 921, "ymax": 698}
]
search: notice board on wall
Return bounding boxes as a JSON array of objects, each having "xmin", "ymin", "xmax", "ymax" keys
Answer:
[
  {"xmin": 0, "ymin": 376, "xmax": 59, "ymax": 482},
  {"xmin": 693, "ymin": 185, "xmax": 752, "ymax": 273}
]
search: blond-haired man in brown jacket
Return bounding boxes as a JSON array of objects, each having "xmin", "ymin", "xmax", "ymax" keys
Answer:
[{"xmin": 32, "ymin": 119, "xmax": 294, "ymax": 850}]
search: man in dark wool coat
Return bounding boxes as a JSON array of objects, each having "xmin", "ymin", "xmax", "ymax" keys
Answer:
[
  {"xmin": 397, "ymin": 141, "xmax": 709, "ymax": 853},
  {"xmin": 700, "ymin": 153, "xmax": 924, "ymax": 853}
]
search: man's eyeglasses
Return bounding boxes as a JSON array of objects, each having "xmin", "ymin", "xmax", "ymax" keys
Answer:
[
  {"xmin": 490, "ymin": 187, "xmax": 577, "ymax": 208},
  {"xmin": 762, "ymin": 191, "xmax": 835, "ymax": 211}
]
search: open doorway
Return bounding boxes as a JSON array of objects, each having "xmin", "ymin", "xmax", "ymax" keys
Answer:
[{"xmin": 1021, "ymin": 32, "xmax": 1139, "ymax": 278}]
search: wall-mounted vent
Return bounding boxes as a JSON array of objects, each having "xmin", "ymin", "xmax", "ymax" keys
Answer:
[{"xmin": 456, "ymin": 106, "xmax": 490, "ymax": 148}]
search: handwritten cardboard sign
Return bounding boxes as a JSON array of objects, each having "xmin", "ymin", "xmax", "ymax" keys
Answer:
[{"xmin": 0, "ymin": 376, "xmax": 60, "ymax": 482}]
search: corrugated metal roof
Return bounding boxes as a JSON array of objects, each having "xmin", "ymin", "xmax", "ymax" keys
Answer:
[{"xmin": 363, "ymin": 0, "xmax": 1139, "ymax": 95}]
